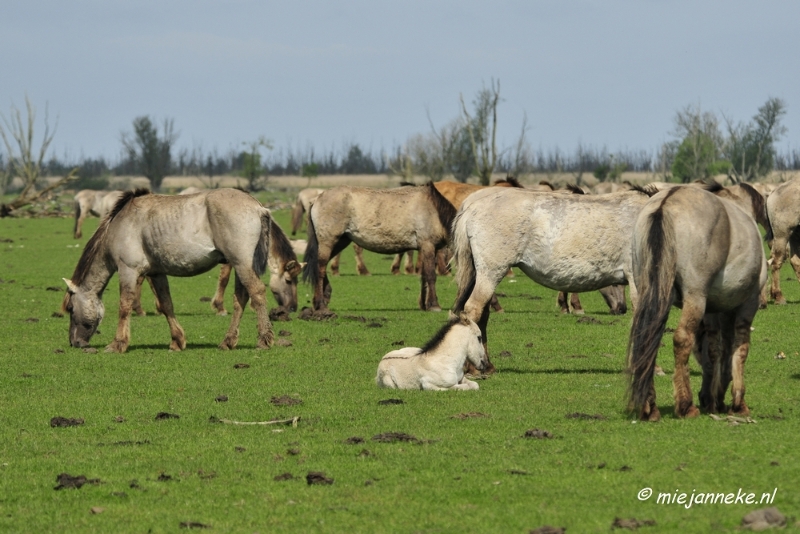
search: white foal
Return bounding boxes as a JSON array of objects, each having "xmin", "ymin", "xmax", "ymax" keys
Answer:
[{"xmin": 376, "ymin": 313, "xmax": 488, "ymax": 390}]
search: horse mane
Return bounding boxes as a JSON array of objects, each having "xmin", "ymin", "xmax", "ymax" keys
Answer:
[
  {"xmin": 630, "ymin": 184, "xmax": 660, "ymax": 197},
  {"xmin": 426, "ymin": 182, "xmax": 458, "ymax": 235},
  {"xmin": 538, "ymin": 180, "xmax": 555, "ymax": 190},
  {"xmin": 398, "ymin": 181, "xmax": 416, "ymax": 187},
  {"xmin": 736, "ymin": 182, "xmax": 768, "ymax": 229},
  {"xmin": 419, "ymin": 316, "xmax": 461, "ymax": 355},
  {"xmin": 699, "ymin": 180, "xmax": 724, "ymax": 193},
  {"xmin": 70, "ymin": 188, "xmax": 151, "ymax": 285},
  {"xmin": 564, "ymin": 184, "xmax": 585, "ymax": 195},
  {"xmin": 494, "ymin": 176, "xmax": 523, "ymax": 188}
]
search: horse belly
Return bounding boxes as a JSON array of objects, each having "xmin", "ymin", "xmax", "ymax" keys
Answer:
[
  {"xmin": 518, "ymin": 255, "xmax": 624, "ymax": 292},
  {"xmin": 143, "ymin": 235, "xmax": 223, "ymax": 277}
]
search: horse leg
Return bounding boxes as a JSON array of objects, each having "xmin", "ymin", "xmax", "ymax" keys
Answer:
[
  {"xmin": 787, "ymin": 231, "xmax": 800, "ymax": 293},
  {"xmin": 354, "ymin": 244, "xmax": 370, "ymax": 275},
  {"xmin": 672, "ymin": 299, "xmax": 705, "ymax": 418},
  {"xmin": 696, "ymin": 315, "xmax": 723, "ymax": 413},
  {"xmin": 557, "ymin": 292, "xmax": 570, "ymax": 314},
  {"xmin": 105, "ymin": 268, "xmax": 139, "ymax": 353},
  {"xmin": 601, "ymin": 285, "xmax": 627, "ymax": 315},
  {"xmin": 211, "ymin": 264, "xmax": 231, "ymax": 316},
  {"xmin": 728, "ymin": 299, "xmax": 758, "ymax": 415},
  {"xmin": 405, "ymin": 251, "xmax": 415, "ymax": 274},
  {"xmin": 330, "ymin": 253, "xmax": 341, "ymax": 276},
  {"xmin": 418, "ymin": 243, "xmax": 441, "ymax": 311},
  {"xmin": 148, "ymin": 274, "xmax": 187, "ymax": 351},
  {"xmin": 390, "ymin": 253, "xmax": 403, "ymax": 275},
  {"xmin": 489, "ymin": 293, "xmax": 504, "ymax": 313},
  {"xmin": 131, "ymin": 275, "xmax": 147, "ymax": 317},
  {"xmin": 769, "ymin": 235, "xmax": 788, "ymax": 304},
  {"xmin": 436, "ymin": 248, "xmax": 451, "ymax": 276},
  {"xmin": 570, "ymin": 293, "xmax": 585, "ymax": 315},
  {"xmin": 73, "ymin": 207, "xmax": 87, "ymax": 239}
]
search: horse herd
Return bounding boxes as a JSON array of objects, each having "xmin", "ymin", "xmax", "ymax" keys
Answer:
[{"xmin": 63, "ymin": 177, "xmax": 800, "ymax": 421}]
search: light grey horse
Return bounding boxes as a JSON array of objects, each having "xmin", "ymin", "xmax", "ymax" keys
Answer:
[
  {"xmin": 628, "ymin": 186, "xmax": 766, "ymax": 421},
  {"xmin": 73, "ymin": 189, "xmax": 124, "ymax": 238},
  {"xmin": 63, "ymin": 188, "xmax": 274, "ymax": 353},
  {"xmin": 764, "ymin": 178, "xmax": 800, "ymax": 305}
]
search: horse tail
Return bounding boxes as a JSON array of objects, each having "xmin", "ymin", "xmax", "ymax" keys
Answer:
[
  {"xmin": 290, "ymin": 195, "xmax": 304, "ymax": 236},
  {"xmin": 269, "ymin": 218, "xmax": 298, "ymax": 263},
  {"xmin": 73, "ymin": 198, "xmax": 82, "ymax": 237},
  {"xmin": 426, "ymin": 181, "xmax": 457, "ymax": 236},
  {"xmin": 628, "ymin": 191, "xmax": 678, "ymax": 414},
  {"xmin": 450, "ymin": 209, "xmax": 476, "ymax": 314},
  {"xmin": 301, "ymin": 207, "xmax": 320, "ymax": 287},
  {"xmin": 252, "ymin": 209, "xmax": 271, "ymax": 278}
]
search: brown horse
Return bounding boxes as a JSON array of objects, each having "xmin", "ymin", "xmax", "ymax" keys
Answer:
[
  {"xmin": 210, "ymin": 218, "xmax": 302, "ymax": 314},
  {"xmin": 63, "ymin": 188, "xmax": 274, "ymax": 352},
  {"xmin": 73, "ymin": 189, "xmax": 124, "ymax": 239},
  {"xmin": 628, "ymin": 186, "xmax": 766, "ymax": 421},
  {"xmin": 302, "ymin": 182, "xmax": 456, "ymax": 311},
  {"xmin": 764, "ymin": 178, "xmax": 800, "ymax": 305},
  {"xmin": 290, "ymin": 187, "xmax": 370, "ymax": 276}
]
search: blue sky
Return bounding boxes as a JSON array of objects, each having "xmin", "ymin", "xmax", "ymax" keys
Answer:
[{"xmin": 2, "ymin": 1, "xmax": 798, "ymax": 162}]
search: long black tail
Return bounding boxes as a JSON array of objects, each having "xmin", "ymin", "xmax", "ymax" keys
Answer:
[
  {"xmin": 301, "ymin": 209, "xmax": 320, "ymax": 288},
  {"xmin": 628, "ymin": 201, "xmax": 677, "ymax": 413},
  {"xmin": 252, "ymin": 210, "xmax": 271, "ymax": 277}
]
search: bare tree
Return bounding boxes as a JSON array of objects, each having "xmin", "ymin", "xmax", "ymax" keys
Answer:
[
  {"xmin": 0, "ymin": 96, "xmax": 77, "ymax": 217},
  {"xmin": 460, "ymin": 79, "xmax": 501, "ymax": 185},
  {"xmin": 121, "ymin": 116, "xmax": 178, "ymax": 191},
  {"xmin": 723, "ymin": 97, "xmax": 787, "ymax": 183}
]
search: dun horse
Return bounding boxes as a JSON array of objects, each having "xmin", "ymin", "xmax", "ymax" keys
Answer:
[
  {"xmin": 303, "ymin": 182, "xmax": 456, "ymax": 311},
  {"xmin": 73, "ymin": 189, "xmax": 124, "ymax": 239},
  {"xmin": 628, "ymin": 186, "xmax": 766, "ymax": 421},
  {"xmin": 210, "ymin": 219, "xmax": 302, "ymax": 314},
  {"xmin": 63, "ymin": 188, "xmax": 275, "ymax": 352},
  {"xmin": 376, "ymin": 313, "xmax": 487, "ymax": 390},
  {"xmin": 290, "ymin": 187, "xmax": 370, "ymax": 276},
  {"xmin": 764, "ymin": 178, "xmax": 800, "ymax": 305},
  {"xmin": 451, "ymin": 187, "xmax": 653, "ymax": 371}
]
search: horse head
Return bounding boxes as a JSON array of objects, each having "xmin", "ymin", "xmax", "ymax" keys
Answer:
[
  {"xmin": 458, "ymin": 312, "xmax": 488, "ymax": 371},
  {"xmin": 269, "ymin": 260, "xmax": 304, "ymax": 312},
  {"xmin": 63, "ymin": 278, "xmax": 105, "ymax": 348}
]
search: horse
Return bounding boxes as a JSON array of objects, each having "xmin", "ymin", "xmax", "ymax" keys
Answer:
[
  {"xmin": 627, "ymin": 186, "xmax": 766, "ymax": 421},
  {"xmin": 376, "ymin": 313, "xmax": 487, "ymax": 390},
  {"xmin": 290, "ymin": 187, "xmax": 370, "ymax": 276},
  {"xmin": 73, "ymin": 190, "xmax": 124, "ymax": 238},
  {"xmin": 210, "ymin": 218, "xmax": 303, "ymax": 315},
  {"xmin": 451, "ymin": 187, "xmax": 653, "ymax": 372},
  {"xmin": 62, "ymin": 188, "xmax": 274, "ymax": 353},
  {"xmin": 302, "ymin": 182, "xmax": 457, "ymax": 312},
  {"xmin": 763, "ymin": 178, "xmax": 800, "ymax": 305}
]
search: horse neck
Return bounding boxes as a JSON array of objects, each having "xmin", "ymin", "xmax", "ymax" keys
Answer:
[
  {"xmin": 77, "ymin": 244, "xmax": 115, "ymax": 296},
  {"xmin": 428, "ymin": 329, "xmax": 470, "ymax": 368}
]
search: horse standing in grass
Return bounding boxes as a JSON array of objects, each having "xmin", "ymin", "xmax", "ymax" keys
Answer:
[
  {"xmin": 210, "ymin": 219, "xmax": 303, "ymax": 315},
  {"xmin": 376, "ymin": 313, "xmax": 487, "ymax": 390},
  {"xmin": 63, "ymin": 188, "xmax": 274, "ymax": 352},
  {"xmin": 303, "ymin": 182, "xmax": 456, "ymax": 312},
  {"xmin": 451, "ymin": 187, "xmax": 653, "ymax": 372},
  {"xmin": 763, "ymin": 178, "xmax": 800, "ymax": 305},
  {"xmin": 627, "ymin": 186, "xmax": 766, "ymax": 421},
  {"xmin": 290, "ymin": 187, "xmax": 370, "ymax": 276},
  {"xmin": 73, "ymin": 189, "xmax": 124, "ymax": 239}
]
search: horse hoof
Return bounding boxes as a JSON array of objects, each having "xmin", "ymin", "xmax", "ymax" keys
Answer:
[
  {"xmin": 218, "ymin": 339, "xmax": 236, "ymax": 351},
  {"xmin": 679, "ymin": 405, "xmax": 701, "ymax": 418},
  {"xmin": 729, "ymin": 404, "xmax": 750, "ymax": 416},
  {"xmin": 428, "ymin": 306, "xmax": 442, "ymax": 312},
  {"xmin": 641, "ymin": 406, "xmax": 661, "ymax": 422},
  {"xmin": 572, "ymin": 309, "xmax": 585, "ymax": 316},
  {"xmin": 104, "ymin": 341, "xmax": 127, "ymax": 353},
  {"xmin": 256, "ymin": 337, "xmax": 273, "ymax": 350}
]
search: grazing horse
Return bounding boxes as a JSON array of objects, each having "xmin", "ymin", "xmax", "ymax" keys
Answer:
[
  {"xmin": 73, "ymin": 190, "xmax": 124, "ymax": 238},
  {"xmin": 628, "ymin": 186, "xmax": 766, "ymax": 421},
  {"xmin": 290, "ymin": 187, "xmax": 370, "ymax": 276},
  {"xmin": 303, "ymin": 182, "xmax": 456, "ymax": 311},
  {"xmin": 210, "ymin": 219, "xmax": 302, "ymax": 314},
  {"xmin": 451, "ymin": 187, "xmax": 653, "ymax": 371},
  {"xmin": 62, "ymin": 188, "xmax": 274, "ymax": 352},
  {"xmin": 764, "ymin": 178, "xmax": 800, "ymax": 305},
  {"xmin": 376, "ymin": 313, "xmax": 487, "ymax": 390}
]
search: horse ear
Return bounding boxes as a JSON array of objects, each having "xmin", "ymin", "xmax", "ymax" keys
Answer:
[
  {"xmin": 63, "ymin": 278, "xmax": 79, "ymax": 294},
  {"xmin": 458, "ymin": 311, "xmax": 471, "ymax": 325},
  {"xmin": 285, "ymin": 260, "xmax": 302, "ymax": 277}
]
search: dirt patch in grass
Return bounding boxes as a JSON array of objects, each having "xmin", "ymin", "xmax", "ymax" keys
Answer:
[
  {"xmin": 155, "ymin": 412, "xmax": 180, "ymax": 420},
  {"xmin": 233, "ymin": 363, "xmax": 250, "ymax": 369},
  {"xmin": 54, "ymin": 473, "xmax": 100, "ymax": 490},
  {"xmin": 179, "ymin": 521, "xmax": 211, "ymax": 529},
  {"xmin": 378, "ymin": 398, "xmax": 404, "ymax": 405},
  {"xmin": 452, "ymin": 412, "xmax": 488, "ymax": 419},
  {"xmin": 344, "ymin": 436, "xmax": 365, "ymax": 444},
  {"xmin": 199, "ymin": 296, "xmax": 212, "ymax": 302},
  {"xmin": 50, "ymin": 416, "xmax": 84, "ymax": 427},
  {"xmin": 372, "ymin": 432, "xmax": 422, "ymax": 444},
  {"xmin": 306, "ymin": 472, "xmax": 334, "ymax": 485},
  {"xmin": 269, "ymin": 307, "xmax": 292, "ymax": 322},
  {"xmin": 523, "ymin": 428, "xmax": 553, "ymax": 439},
  {"xmin": 215, "ymin": 395, "xmax": 228, "ymax": 402},
  {"xmin": 611, "ymin": 517, "xmax": 655, "ymax": 530},
  {"xmin": 278, "ymin": 330, "xmax": 292, "ymax": 336},
  {"xmin": 298, "ymin": 307, "xmax": 337, "ymax": 321},
  {"xmin": 271, "ymin": 395, "xmax": 302, "ymax": 406},
  {"xmin": 274, "ymin": 472, "xmax": 294, "ymax": 481},
  {"xmin": 275, "ymin": 339, "xmax": 293, "ymax": 347},
  {"xmin": 530, "ymin": 526, "xmax": 565, "ymax": 534}
]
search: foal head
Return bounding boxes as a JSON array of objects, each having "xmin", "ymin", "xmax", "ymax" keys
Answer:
[
  {"xmin": 270, "ymin": 259, "xmax": 302, "ymax": 312},
  {"xmin": 456, "ymin": 313, "xmax": 488, "ymax": 371},
  {"xmin": 62, "ymin": 278, "xmax": 105, "ymax": 348}
]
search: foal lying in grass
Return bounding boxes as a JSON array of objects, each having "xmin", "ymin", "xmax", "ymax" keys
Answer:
[{"xmin": 376, "ymin": 313, "xmax": 488, "ymax": 390}]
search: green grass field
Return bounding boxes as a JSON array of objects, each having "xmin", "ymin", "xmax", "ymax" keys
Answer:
[{"xmin": 0, "ymin": 202, "xmax": 798, "ymax": 533}]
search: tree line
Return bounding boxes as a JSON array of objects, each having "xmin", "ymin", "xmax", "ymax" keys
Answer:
[{"xmin": 2, "ymin": 87, "xmax": 798, "ymax": 205}]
